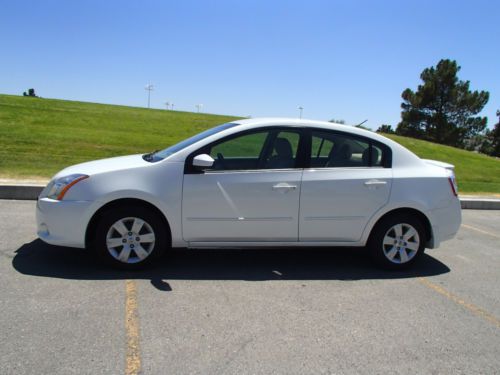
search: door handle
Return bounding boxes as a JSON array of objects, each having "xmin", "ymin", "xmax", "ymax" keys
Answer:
[
  {"xmin": 364, "ymin": 180, "xmax": 387, "ymax": 188},
  {"xmin": 272, "ymin": 183, "xmax": 297, "ymax": 191}
]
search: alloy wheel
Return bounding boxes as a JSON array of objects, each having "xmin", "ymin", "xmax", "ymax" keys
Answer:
[
  {"xmin": 382, "ymin": 223, "xmax": 420, "ymax": 264},
  {"xmin": 105, "ymin": 217, "xmax": 156, "ymax": 264}
]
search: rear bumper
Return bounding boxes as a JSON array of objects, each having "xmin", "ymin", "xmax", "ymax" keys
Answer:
[
  {"xmin": 428, "ymin": 198, "xmax": 462, "ymax": 248},
  {"xmin": 36, "ymin": 198, "xmax": 93, "ymax": 248}
]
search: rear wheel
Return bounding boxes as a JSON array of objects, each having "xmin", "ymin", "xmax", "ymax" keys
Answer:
[
  {"xmin": 95, "ymin": 205, "xmax": 167, "ymax": 269},
  {"xmin": 368, "ymin": 214, "xmax": 425, "ymax": 270}
]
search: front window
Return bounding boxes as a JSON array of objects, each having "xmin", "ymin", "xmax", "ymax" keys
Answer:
[
  {"xmin": 194, "ymin": 128, "xmax": 301, "ymax": 171},
  {"xmin": 147, "ymin": 122, "xmax": 239, "ymax": 162}
]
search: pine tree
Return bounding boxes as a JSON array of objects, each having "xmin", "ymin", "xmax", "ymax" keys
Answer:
[{"xmin": 396, "ymin": 59, "xmax": 489, "ymax": 147}]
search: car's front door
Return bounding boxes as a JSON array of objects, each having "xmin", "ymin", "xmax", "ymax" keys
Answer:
[
  {"xmin": 299, "ymin": 129, "xmax": 392, "ymax": 242},
  {"xmin": 182, "ymin": 128, "xmax": 303, "ymax": 242}
]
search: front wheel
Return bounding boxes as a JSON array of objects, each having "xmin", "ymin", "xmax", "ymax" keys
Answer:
[
  {"xmin": 95, "ymin": 205, "xmax": 167, "ymax": 269},
  {"xmin": 368, "ymin": 214, "xmax": 425, "ymax": 270}
]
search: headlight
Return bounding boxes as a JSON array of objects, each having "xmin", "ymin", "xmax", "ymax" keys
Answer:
[{"xmin": 46, "ymin": 174, "xmax": 89, "ymax": 200}]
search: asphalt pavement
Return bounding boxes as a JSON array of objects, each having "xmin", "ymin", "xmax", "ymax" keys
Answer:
[{"xmin": 0, "ymin": 200, "xmax": 498, "ymax": 374}]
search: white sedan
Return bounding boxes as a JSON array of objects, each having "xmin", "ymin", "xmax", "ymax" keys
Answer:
[{"xmin": 36, "ymin": 118, "xmax": 461, "ymax": 270}]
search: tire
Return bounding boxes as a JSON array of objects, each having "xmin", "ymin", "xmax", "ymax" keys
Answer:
[
  {"xmin": 368, "ymin": 214, "xmax": 426, "ymax": 270},
  {"xmin": 95, "ymin": 205, "xmax": 168, "ymax": 269}
]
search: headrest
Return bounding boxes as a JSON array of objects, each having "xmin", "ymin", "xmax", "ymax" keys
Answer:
[{"xmin": 274, "ymin": 138, "xmax": 293, "ymax": 157}]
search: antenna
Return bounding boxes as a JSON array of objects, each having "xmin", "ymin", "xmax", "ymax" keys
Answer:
[{"xmin": 355, "ymin": 119, "xmax": 368, "ymax": 127}]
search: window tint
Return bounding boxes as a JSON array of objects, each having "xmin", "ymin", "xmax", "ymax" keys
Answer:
[
  {"xmin": 311, "ymin": 136, "xmax": 334, "ymax": 158},
  {"xmin": 203, "ymin": 129, "xmax": 300, "ymax": 171},
  {"xmin": 310, "ymin": 130, "xmax": 387, "ymax": 168},
  {"xmin": 372, "ymin": 144, "xmax": 383, "ymax": 166},
  {"xmin": 211, "ymin": 132, "xmax": 267, "ymax": 159},
  {"xmin": 264, "ymin": 131, "xmax": 300, "ymax": 169}
]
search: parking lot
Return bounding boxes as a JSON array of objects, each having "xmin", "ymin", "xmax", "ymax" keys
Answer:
[{"xmin": 0, "ymin": 199, "xmax": 498, "ymax": 374}]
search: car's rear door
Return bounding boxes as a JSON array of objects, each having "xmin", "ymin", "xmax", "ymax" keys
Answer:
[{"xmin": 299, "ymin": 129, "xmax": 392, "ymax": 242}]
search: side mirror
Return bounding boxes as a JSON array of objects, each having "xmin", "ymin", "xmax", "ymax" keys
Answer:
[{"xmin": 192, "ymin": 154, "xmax": 215, "ymax": 168}]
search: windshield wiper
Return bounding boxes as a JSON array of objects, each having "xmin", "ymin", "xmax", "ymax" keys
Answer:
[{"xmin": 142, "ymin": 150, "xmax": 160, "ymax": 162}]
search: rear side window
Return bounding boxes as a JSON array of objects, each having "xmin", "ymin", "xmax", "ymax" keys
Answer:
[
  {"xmin": 310, "ymin": 130, "xmax": 390, "ymax": 168},
  {"xmin": 371, "ymin": 144, "xmax": 384, "ymax": 167}
]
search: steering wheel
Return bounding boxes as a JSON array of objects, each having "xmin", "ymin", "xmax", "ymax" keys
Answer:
[{"xmin": 217, "ymin": 153, "xmax": 226, "ymax": 169}]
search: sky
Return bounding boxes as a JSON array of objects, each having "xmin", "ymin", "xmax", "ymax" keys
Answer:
[{"xmin": 1, "ymin": 0, "xmax": 499, "ymax": 129}]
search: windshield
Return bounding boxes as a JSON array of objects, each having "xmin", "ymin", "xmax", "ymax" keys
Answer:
[{"xmin": 147, "ymin": 122, "xmax": 239, "ymax": 162}]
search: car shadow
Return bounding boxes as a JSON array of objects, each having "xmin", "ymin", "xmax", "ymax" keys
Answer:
[{"xmin": 12, "ymin": 239, "xmax": 450, "ymax": 288}]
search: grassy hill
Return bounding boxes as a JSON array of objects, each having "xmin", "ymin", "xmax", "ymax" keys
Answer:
[
  {"xmin": 1, "ymin": 94, "xmax": 499, "ymax": 193},
  {"xmin": 0, "ymin": 95, "xmax": 239, "ymax": 178}
]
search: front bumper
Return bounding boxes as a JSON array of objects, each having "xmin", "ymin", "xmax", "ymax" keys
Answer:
[{"xmin": 36, "ymin": 198, "xmax": 94, "ymax": 248}]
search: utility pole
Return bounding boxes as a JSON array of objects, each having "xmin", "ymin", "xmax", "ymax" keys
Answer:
[
  {"xmin": 145, "ymin": 84, "xmax": 154, "ymax": 108},
  {"xmin": 297, "ymin": 106, "xmax": 303, "ymax": 119}
]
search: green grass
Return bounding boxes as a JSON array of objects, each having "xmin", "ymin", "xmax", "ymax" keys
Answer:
[
  {"xmin": 0, "ymin": 94, "xmax": 240, "ymax": 179},
  {"xmin": 1, "ymin": 94, "xmax": 499, "ymax": 193}
]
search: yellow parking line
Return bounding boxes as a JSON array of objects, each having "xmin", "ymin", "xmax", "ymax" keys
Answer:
[
  {"xmin": 125, "ymin": 280, "xmax": 141, "ymax": 375},
  {"xmin": 461, "ymin": 224, "xmax": 500, "ymax": 239},
  {"xmin": 418, "ymin": 277, "xmax": 500, "ymax": 328}
]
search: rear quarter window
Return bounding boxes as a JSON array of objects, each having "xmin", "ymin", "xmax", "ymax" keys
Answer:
[{"xmin": 310, "ymin": 129, "xmax": 391, "ymax": 168}]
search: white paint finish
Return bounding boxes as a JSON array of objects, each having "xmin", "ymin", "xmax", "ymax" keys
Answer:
[
  {"xmin": 299, "ymin": 168, "xmax": 392, "ymax": 241},
  {"xmin": 429, "ymin": 199, "xmax": 462, "ymax": 244},
  {"xmin": 423, "ymin": 159, "xmax": 455, "ymax": 171},
  {"xmin": 187, "ymin": 241, "xmax": 365, "ymax": 248},
  {"xmin": 52, "ymin": 154, "xmax": 149, "ymax": 180},
  {"xmin": 36, "ymin": 198, "xmax": 93, "ymax": 247},
  {"xmin": 35, "ymin": 117, "xmax": 462, "ymax": 253},
  {"xmin": 182, "ymin": 170, "xmax": 302, "ymax": 241},
  {"xmin": 39, "ymin": 161, "xmax": 187, "ymax": 248},
  {"xmin": 192, "ymin": 154, "xmax": 215, "ymax": 168}
]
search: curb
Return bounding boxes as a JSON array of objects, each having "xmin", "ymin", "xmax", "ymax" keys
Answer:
[
  {"xmin": 0, "ymin": 185, "xmax": 44, "ymax": 200},
  {"xmin": 1, "ymin": 184, "xmax": 499, "ymax": 210},
  {"xmin": 459, "ymin": 198, "xmax": 500, "ymax": 210}
]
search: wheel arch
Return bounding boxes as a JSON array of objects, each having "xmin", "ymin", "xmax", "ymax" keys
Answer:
[
  {"xmin": 85, "ymin": 198, "xmax": 172, "ymax": 249},
  {"xmin": 367, "ymin": 207, "xmax": 433, "ymax": 247}
]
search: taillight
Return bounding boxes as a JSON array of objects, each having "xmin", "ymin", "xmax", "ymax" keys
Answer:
[{"xmin": 448, "ymin": 176, "xmax": 458, "ymax": 197}]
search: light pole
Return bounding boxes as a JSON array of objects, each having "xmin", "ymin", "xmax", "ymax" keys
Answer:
[
  {"xmin": 171, "ymin": 103, "xmax": 174, "ymax": 110},
  {"xmin": 297, "ymin": 106, "xmax": 303, "ymax": 119},
  {"xmin": 145, "ymin": 84, "xmax": 154, "ymax": 108},
  {"xmin": 196, "ymin": 104, "xmax": 203, "ymax": 113},
  {"xmin": 165, "ymin": 101, "xmax": 170, "ymax": 110}
]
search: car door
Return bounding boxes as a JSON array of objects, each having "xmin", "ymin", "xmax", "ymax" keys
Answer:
[
  {"xmin": 299, "ymin": 129, "xmax": 392, "ymax": 242},
  {"xmin": 182, "ymin": 127, "xmax": 304, "ymax": 242}
]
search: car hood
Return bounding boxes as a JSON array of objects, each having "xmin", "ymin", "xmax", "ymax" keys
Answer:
[{"xmin": 53, "ymin": 154, "xmax": 150, "ymax": 179}]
